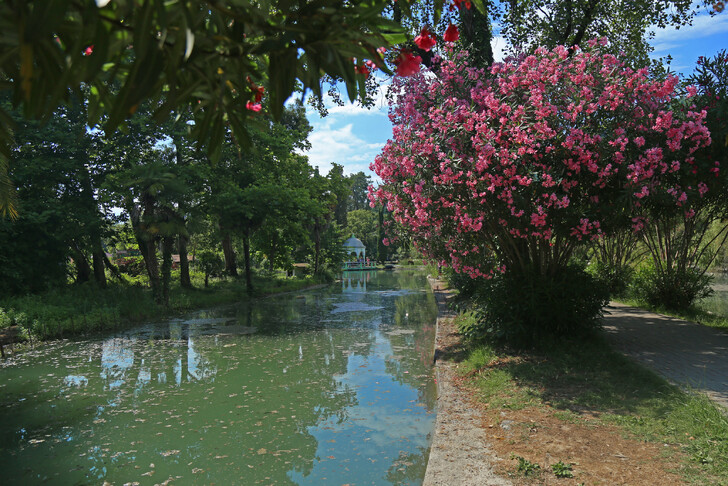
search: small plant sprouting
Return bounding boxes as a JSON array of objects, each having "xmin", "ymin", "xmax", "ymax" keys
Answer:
[
  {"xmin": 512, "ymin": 454, "xmax": 541, "ymax": 476},
  {"xmin": 552, "ymin": 460, "xmax": 574, "ymax": 478}
]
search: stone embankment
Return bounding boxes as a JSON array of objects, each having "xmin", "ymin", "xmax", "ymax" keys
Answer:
[{"xmin": 423, "ymin": 277, "xmax": 511, "ymax": 486}]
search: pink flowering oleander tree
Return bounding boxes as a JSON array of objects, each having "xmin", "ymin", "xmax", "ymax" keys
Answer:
[
  {"xmin": 370, "ymin": 42, "xmax": 719, "ymax": 342},
  {"xmin": 629, "ymin": 50, "xmax": 728, "ymax": 310}
]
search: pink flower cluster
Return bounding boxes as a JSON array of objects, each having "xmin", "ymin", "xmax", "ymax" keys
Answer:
[{"xmin": 370, "ymin": 43, "xmax": 717, "ymax": 278}]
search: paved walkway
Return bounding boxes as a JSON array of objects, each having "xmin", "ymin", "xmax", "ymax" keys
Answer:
[{"xmin": 602, "ymin": 302, "xmax": 728, "ymax": 410}]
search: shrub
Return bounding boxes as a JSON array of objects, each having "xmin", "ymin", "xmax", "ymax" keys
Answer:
[
  {"xmin": 116, "ymin": 255, "xmax": 146, "ymax": 276},
  {"xmin": 588, "ymin": 259, "xmax": 634, "ymax": 298},
  {"xmin": 464, "ymin": 265, "xmax": 609, "ymax": 347},
  {"xmin": 630, "ymin": 262, "xmax": 713, "ymax": 310}
]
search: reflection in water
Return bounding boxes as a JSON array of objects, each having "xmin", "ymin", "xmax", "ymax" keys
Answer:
[{"xmin": 0, "ymin": 269, "xmax": 438, "ymax": 485}]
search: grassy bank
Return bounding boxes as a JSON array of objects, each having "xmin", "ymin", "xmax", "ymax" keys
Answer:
[
  {"xmin": 618, "ymin": 297, "xmax": 728, "ymax": 331},
  {"xmin": 0, "ymin": 271, "xmax": 327, "ymax": 341},
  {"xmin": 454, "ymin": 312, "xmax": 728, "ymax": 484}
]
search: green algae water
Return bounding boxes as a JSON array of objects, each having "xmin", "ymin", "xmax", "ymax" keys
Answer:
[{"xmin": 0, "ymin": 269, "xmax": 438, "ymax": 485}]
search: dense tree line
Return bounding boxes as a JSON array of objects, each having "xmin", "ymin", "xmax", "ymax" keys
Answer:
[{"xmin": 0, "ymin": 94, "xmax": 392, "ymax": 304}]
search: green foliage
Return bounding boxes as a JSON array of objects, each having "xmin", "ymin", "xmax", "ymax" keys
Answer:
[
  {"xmin": 512, "ymin": 455, "xmax": 541, "ymax": 477},
  {"xmin": 0, "ymin": 1, "xmax": 406, "ymax": 167},
  {"xmin": 587, "ymin": 259, "xmax": 634, "ymax": 298},
  {"xmin": 630, "ymin": 262, "xmax": 714, "ymax": 310},
  {"xmin": 116, "ymin": 256, "xmax": 146, "ymax": 277},
  {"xmin": 551, "ymin": 461, "xmax": 574, "ymax": 478},
  {"xmin": 347, "ymin": 172, "xmax": 372, "ymax": 212},
  {"xmin": 498, "ymin": 0, "xmax": 712, "ymax": 65},
  {"xmin": 462, "ymin": 265, "xmax": 609, "ymax": 347},
  {"xmin": 195, "ymin": 250, "xmax": 224, "ymax": 287}
]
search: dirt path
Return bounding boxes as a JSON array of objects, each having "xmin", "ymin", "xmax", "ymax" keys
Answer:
[{"xmin": 423, "ymin": 277, "xmax": 511, "ymax": 485}]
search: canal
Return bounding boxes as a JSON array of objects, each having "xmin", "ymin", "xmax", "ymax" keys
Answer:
[{"xmin": 0, "ymin": 269, "xmax": 438, "ymax": 485}]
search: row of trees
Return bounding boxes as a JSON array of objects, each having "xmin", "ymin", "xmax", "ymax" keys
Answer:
[
  {"xmin": 1, "ymin": 0, "xmax": 725, "ymax": 341},
  {"xmin": 0, "ymin": 90, "xmax": 395, "ymax": 304}
]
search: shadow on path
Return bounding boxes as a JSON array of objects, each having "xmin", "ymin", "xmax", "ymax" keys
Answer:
[{"xmin": 602, "ymin": 302, "xmax": 728, "ymax": 410}]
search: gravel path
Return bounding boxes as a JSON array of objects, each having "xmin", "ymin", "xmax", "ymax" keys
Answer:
[
  {"xmin": 423, "ymin": 277, "xmax": 511, "ymax": 486},
  {"xmin": 602, "ymin": 302, "xmax": 728, "ymax": 410}
]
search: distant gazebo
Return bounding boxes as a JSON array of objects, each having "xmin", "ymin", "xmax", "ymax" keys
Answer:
[
  {"xmin": 342, "ymin": 235, "xmax": 375, "ymax": 270},
  {"xmin": 343, "ymin": 234, "xmax": 366, "ymax": 260}
]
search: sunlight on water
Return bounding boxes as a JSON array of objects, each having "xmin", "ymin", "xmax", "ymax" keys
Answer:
[{"xmin": 0, "ymin": 269, "xmax": 438, "ymax": 485}]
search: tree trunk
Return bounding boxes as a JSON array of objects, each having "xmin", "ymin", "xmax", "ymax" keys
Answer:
[
  {"xmin": 243, "ymin": 228, "xmax": 253, "ymax": 292},
  {"xmin": 221, "ymin": 233, "xmax": 238, "ymax": 277},
  {"xmin": 145, "ymin": 239, "xmax": 162, "ymax": 304},
  {"xmin": 161, "ymin": 237, "xmax": 174, "ymax": 307},
  {"xmin": 313, "ymin": 223, "xmax": 321, "ymax": 275},
  {"xmin": 178, "ymin": 235, "xmax": 192, "ymax": 289},
  {"xmin": 72, "ymin": 243, "xmax": 92, "ymax": 283},
  {"xmin": 130, "ymin": 205, "xmax": 161, "ymax": 302},
  {"xmin": 92, "ymin": 241, "xmax": 107, "ymax": 288},
  {"xmin": 268, "ymin": 233, "xmax": 277, "ymax": 272}
]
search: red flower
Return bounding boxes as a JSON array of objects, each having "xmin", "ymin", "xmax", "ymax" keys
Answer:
[
  {"xmin": 414, "ymin": 28, "xmax": 437, "ymax": 52},
  {"xmin": 246, "ymin": 101, "xmax": 262, "ymax": 112},
  {"xmin": 452, "ymin": 0, "xmax": 471, "ymax": 10},
  {"xmin": 83, "ymin": 45, "xmax": 94, "ymax": 56},
  {"xmin": 443, "ymin": 24, "xmax": 460, "ymax": 42},
  {"xmin": 253, "ymin": 85, "xmax": 265, "ymax": 102},
  {"xmin": 714, "ymin": 2, "xmax": 725, "ymax": 13},
  {"xmin": 394, "ymin": 50, "xmax": 422, "ymax": 76},
  {"xmin": 355, "ymin": 64, "xmax": 370, "ymax": 77}
]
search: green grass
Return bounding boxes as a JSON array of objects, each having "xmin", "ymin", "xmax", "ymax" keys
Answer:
[
  {"xmin": 0, "ymin": 270, "xmax": 325, "ymax": 340},
  {"xmin": 456, "ymin": 318, "xmax": 728, "ymax": 483},
  {"xmin": 619, "ymin": 297, "xmax": 728, "ymax": 331}
]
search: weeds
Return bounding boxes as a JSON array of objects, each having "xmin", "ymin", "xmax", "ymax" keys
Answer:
[
  {"xmin": 512, "ymin": 454, "xmax": 541, "ymax": 477},
  {"xmin": 551, "ymin": 460, "xmax": 574, "ymax": 478}
]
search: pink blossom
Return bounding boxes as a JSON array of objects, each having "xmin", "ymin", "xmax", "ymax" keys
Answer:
[
  {"xmin": 370, "ymin": 41, "xmax": 713, "ymax": 278},
  {"xmin": 246, "ymin": 101, "xmax": 262, "ymax": 112}
]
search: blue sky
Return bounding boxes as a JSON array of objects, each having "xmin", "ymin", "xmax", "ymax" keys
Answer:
[{"xmin": 302, "ymin": 10, "xmax": 728, "ymax": 181}]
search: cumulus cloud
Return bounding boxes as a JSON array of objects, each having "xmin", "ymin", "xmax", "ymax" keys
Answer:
[
  {"xmin": 303, "ymin": 122, "xmax": 386, "ymax": 175},
  {"xmin": 491, "ymin": 35, "xmax": 508, "ymax": 63},
  {"xmin": 651, "ymin": 11, "xmax": 728, "ymax": 54}
]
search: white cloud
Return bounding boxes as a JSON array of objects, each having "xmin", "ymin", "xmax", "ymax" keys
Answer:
[
  {"xmin": 491, "ymin": 35, "xmax": 508, "ymax": 63},
  {"xmin": 303, "ymin": 123, "xmax": 385, "ymax": 175},
  {"xmin": 651, "ymin": 12, "xmax": 728, "ymax": 53}
]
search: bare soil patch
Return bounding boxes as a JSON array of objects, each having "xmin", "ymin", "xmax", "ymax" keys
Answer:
[{"xmin": 436, "ymin": 311, "xmax": 690, "ymax": 485}]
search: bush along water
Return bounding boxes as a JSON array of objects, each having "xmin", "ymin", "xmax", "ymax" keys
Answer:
[{"xmin": 458, "ymin": 264, "xmax": 610, "ymax": 348}]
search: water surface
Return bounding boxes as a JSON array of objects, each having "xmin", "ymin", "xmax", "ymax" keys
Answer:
[{"xmin": 0, "ymin": 269, "xmax": 438, "ymax": 485}]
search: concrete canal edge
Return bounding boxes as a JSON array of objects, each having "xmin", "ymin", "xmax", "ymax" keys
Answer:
[{"xmin": 423, "ymin": 276, "xmax": 511, "ymax": 486}]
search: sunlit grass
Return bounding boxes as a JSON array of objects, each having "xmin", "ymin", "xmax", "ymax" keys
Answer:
[
  {"xmin": 457, "ymin": 320, "xmax": 728, "ymax": 483},
  {"xmin": 0, "ymin": 270, "xmax": 324, "ymax": 340}
]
